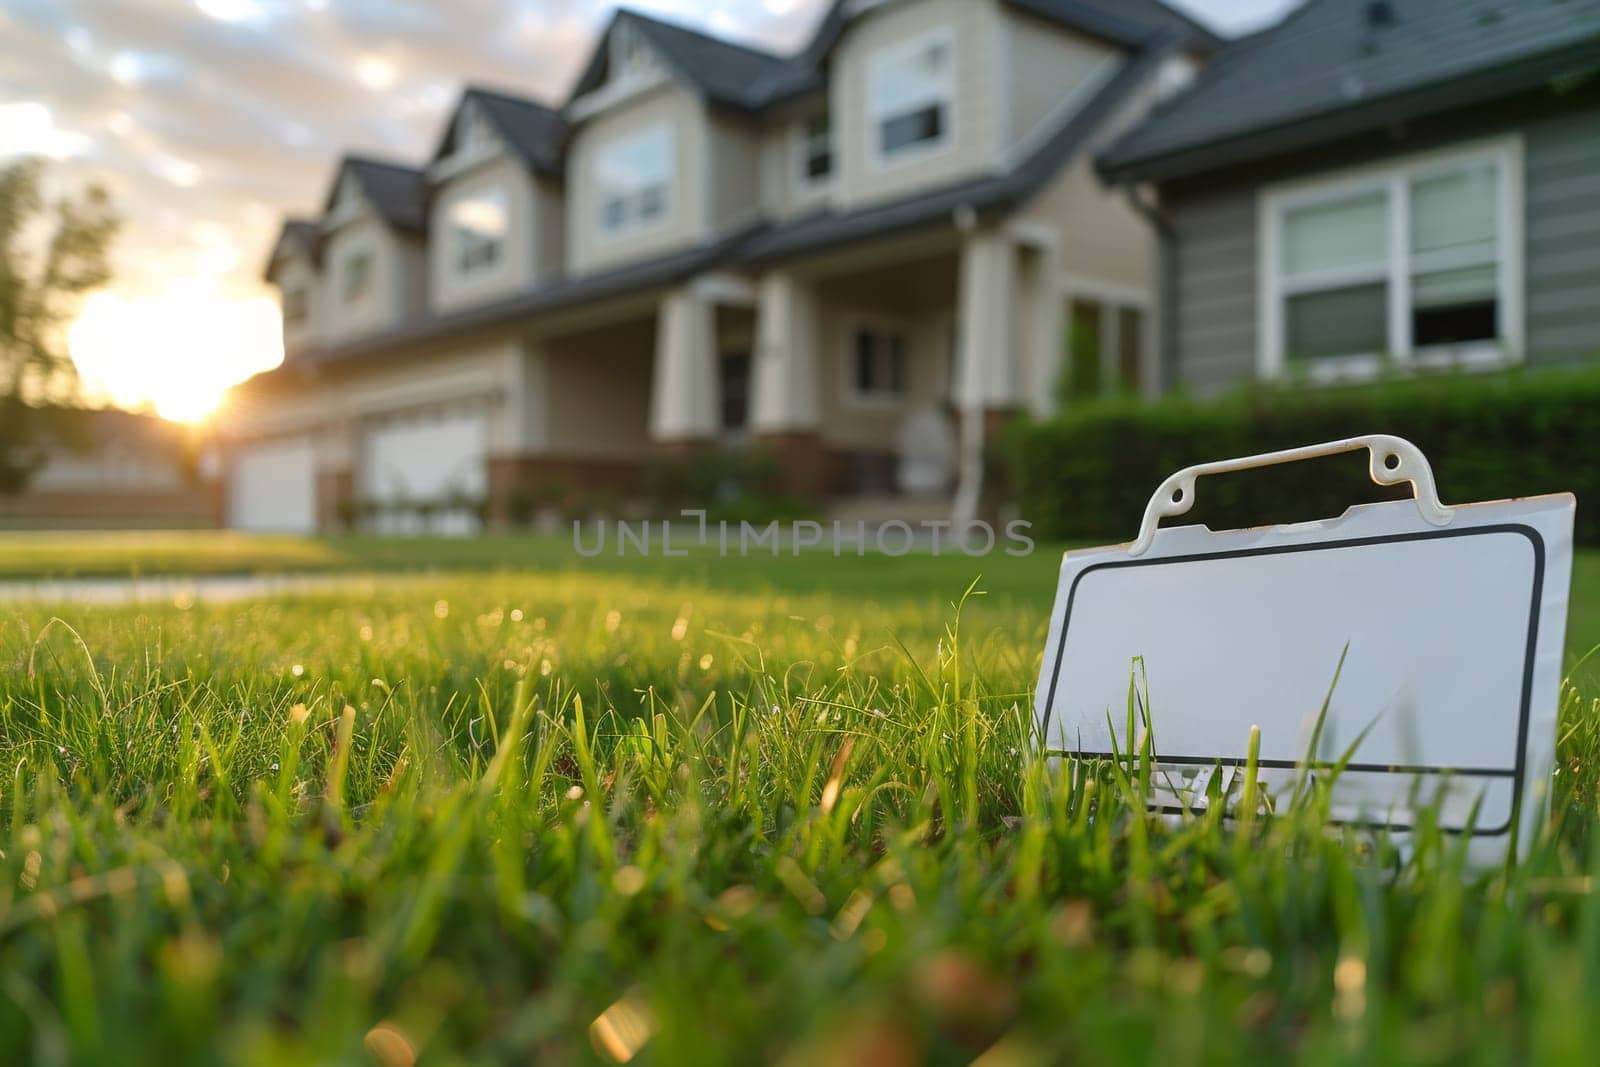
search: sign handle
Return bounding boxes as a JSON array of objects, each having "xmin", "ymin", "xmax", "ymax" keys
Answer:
[{"xmin": 1129, "ymin": 434, "xmax": 1453, "ymax": 556}]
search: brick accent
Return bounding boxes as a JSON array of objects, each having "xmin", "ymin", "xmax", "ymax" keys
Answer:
[
  {"xmin": 486, "ymin": 454, "xmax": 648, "ymax": 528},
  {"xmin": 753, "ymin": 431, "xmax": 830, "ymax": 498}
]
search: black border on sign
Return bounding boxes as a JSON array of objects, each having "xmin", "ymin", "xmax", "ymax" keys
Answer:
[{"xmin": 1039, "ymin": 523, "xmax": 1546, "ymax": 838}]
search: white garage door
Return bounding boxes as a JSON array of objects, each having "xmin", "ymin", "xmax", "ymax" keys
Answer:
[
  {"xmin": 229, "ymin": 437, "xmax": 316, "ymax": 533},
  {"xmin": 360, "ymin": 409, "xmax": 489, "ymax": 535}
]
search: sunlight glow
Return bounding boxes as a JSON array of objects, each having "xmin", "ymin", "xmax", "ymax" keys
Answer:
[
  {"xmin": 68, "ymin": 287, "xmax": 284, "ymax": 422},
  {"xmin": 0, "ymin": 102, "xmax": 92, "ymax": 161}
]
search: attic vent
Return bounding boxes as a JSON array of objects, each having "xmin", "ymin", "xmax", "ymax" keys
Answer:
[{"xmin": 1365, "ymin": 0, "xmax": 1396, "ymax": 26}]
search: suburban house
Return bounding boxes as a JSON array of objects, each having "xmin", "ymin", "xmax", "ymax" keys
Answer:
[
  {"xmin": 226, "ymin": 0, "xmax": 1217, "ymax": 533},
  {"xmin": 1098, "ymin": 0, "xmax": 1600, "ymax": 392}
]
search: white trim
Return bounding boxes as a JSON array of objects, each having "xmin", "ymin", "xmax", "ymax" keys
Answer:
[
  {"xmin": 594, "ymin": 122, "xmax": 675, "ymax": 242},
  {"xmin": 1256, "ymin": 135, "xmax": 1524, "ymax": 381},
  {"xmin": 838, "ymin": 312, "xmax": 914, "ymax": 411},
  {"xmin": 791, "ymin": 110, "xmax": 834, "ymax": 198},
  {"xmin": 865, "ymin": 26, "xmax": 958, "ymax": 173},
  {"xmin": 691, "ymin": 272, "xmax": 756, "ymax": 306},
  {"xmin": 1058, "ymin": 273, "xmax": 1150, "ymax": 309}
]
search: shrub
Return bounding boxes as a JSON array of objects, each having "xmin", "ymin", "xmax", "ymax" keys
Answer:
[{"xmin": 1009, "ymin": 364, "xmax": 1600, "ymax": 544}]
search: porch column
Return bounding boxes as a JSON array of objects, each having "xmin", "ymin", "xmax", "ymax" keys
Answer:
[
  {"xmin": 749, "ymin": 271, "xmax": 829, "ymax": 495},
  {"xmin": 953, "ymin": 227, "xmax": 1022, "ymax": 523},
  {"xmin": 751, "ymin": 271, "xmax": 821, "ymax": 432},
  {"xmin": 649, "ymin": 285, "xmax": 719, "ymax": 443}
]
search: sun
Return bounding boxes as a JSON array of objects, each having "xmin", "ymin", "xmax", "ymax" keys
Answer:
[{"xmin": 68, "ymin": 287, "xmax": 285, "ymax": 422}]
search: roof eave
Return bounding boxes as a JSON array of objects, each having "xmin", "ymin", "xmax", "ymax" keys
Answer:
[{"xmin": 1100, "ymin": 40, "xmax": 1600, "ymax": 185}]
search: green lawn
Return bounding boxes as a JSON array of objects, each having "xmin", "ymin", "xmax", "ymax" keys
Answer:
[{"xmin": 2, "ymin": 534, "xmax": 1600, "ymax": 1062}]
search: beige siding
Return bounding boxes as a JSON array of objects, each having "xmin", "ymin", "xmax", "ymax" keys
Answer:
[
  {"xmin": 321, "ymin": 216, "xmax": 424, "ymax": 345},
  {"xmin": 832, "ymin": 0, "xmax": 1001, "ymax": 210},
  {"xmin": 759, "ymin": 97, "xmax": 833, "ymax": 222},
  {"xmin": 272, "ymin": 253, "xmax": 321, "ymax": 352},
  {"xmin": 567, "ymin": 84, "xmax": 709, "ymax": 275},
  {"xmin": 815, "ymin": 300, "xmax": 954, "ymax": 452},
  {"xmin": 533, "ymin": 175, "xmax": 566, "ymax": 282},
  {"xmin": 707, "ymin": 111, "xmax": 764, "ymax": 235},
  {"xmin": 999, "ymin": 10, "xmax": 1119, "ymax": 151},
  {"xmin": 429, "ymin": 154, "xmax": 539, "ymax": 313},
  {"xmin": 540, "ymin": 323, "xmax": 655, "ymax": 457}
]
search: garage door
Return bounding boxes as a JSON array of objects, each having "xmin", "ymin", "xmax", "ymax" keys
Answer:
[
  {"xmin": 228, "ymin": 437, "xmax": 316, "ymax": 532},
  {"xmin": 360, "ymin": 409, "xmax": 489, "ymax": 535}
]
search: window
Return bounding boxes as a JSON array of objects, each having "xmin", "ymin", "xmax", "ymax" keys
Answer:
[
  {"xmin": 448, "ymin": 189, "xmax": 509, "ymax": 275},
  {"xmin": 1261, "ymin": 139, "xmax": 1520, "ymax": 377},
  {"xmin": 282, "ymin": 287, "xmax": 308, "ymax": 327},
  {"xmin": 868, "ymin": 30, "xmax": 954, "ymax": 162},
  {"xmin": 596, "ymin": 124, "xmax": 673, "ymax": 236},
  {"xmin": 1117, "ymin": 306, "xmax": 1145, "ymax": 392},
  {"xmin": 1065, "ymin": 299, "xmax": 1103, "ymax": 399},
  {"xmin": 799, "ymin": 111, "xmax": 832, "ymax": 185},
  {"xmin": 341, "ymin": 251, "xmax": 372, "ymax": 305},
  {"xmin": 1062, "ymin": 299, "xmax": 1146, "ymax": 401},
  {"xmin": 850, "ymin": 326, "xmax": 909, "ymax": 402},
  {"xmin": 719, "ymin": 350, "xmax": 751, "ymax": 432}
]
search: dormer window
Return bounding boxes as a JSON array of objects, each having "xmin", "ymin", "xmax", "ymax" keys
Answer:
[
  {"xmin": 449, "ymin": 189, "xmax": 509, "ymax": 275},
  {"xmin": 283, "ymin": 287, "xmax": 309, "ymax": 326},
  {"xmin": 800, "ymin": 111, "xmax": 833, "ymax": 186},
  {"xmin": 869, "ymin": 29, "xmax": 954, "ymax": 163},
  {"xmin": 596, "ymin": 124, "xmax": 673, "ymax": 237},
  {"xmin": 341, "ymin": 250, "xmax": 372, "ymax": 305}
]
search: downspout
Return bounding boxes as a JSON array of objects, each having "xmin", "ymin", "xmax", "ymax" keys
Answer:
[
  {"xmin": 1120, "ymin": 183, "xmax": 1178, "ymax": 397},
  {"xmin": 950, "ymin": 202, "xmax": 984, "ymax": 529}
]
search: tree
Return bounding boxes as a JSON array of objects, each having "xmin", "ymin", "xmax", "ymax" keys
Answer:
[{"xmin": 0, "ymin": 158, "xmax": 119, "ymax": 492}]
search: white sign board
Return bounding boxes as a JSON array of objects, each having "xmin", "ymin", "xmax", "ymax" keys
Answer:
[{"xmin": 1035, "ymin": 435, "xmax": 1575, "ymax": 863}]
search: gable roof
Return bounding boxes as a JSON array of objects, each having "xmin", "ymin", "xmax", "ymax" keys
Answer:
[
  {"xmin": 1003, "ymin": 0, "xmax": 1219, "ymax": 50},
  {"xmin": 432, "ymin": 87, "xmax": 567, "ymax": 177},
  {"xmin": 278, "ymin": 32, "xmax": 1178, "ymax": 371},
  {"xmin": 262, "ymin": 218, "xmax": 321, "ymax": 279},
  {"xmin": 570, "ymin": 1, "xmax": 1215, "ymax": 113},
  {"xmin": 1100, "ymin": 0, "xmax": 1600, "ymax": 182},
  {"xmin": 322, "ymin": 156, "xmax": 428, "ymax": 233},
  {"xmin": 568, "ymin": 8, "xmax": 791, "ymax": 111}
]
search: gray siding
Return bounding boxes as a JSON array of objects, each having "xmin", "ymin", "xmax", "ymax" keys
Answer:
[
  {"xmin": 1525, "ymin": 104, "xmax": 1600, "ymax": 364},
  {"xmin": 1162, "ymin": 88, "xmax": 1600, "ymax": 392},
  {"xmin": 1166, "ymin": 183, "xmax": 1255, "ymax": 392}
]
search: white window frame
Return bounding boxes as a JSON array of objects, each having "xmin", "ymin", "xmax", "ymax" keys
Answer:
[
  {"xmin": 595, "ymin": 123, "xmax": 674, "ymax": 240},
  {"xmin": 794, "ymin": 109, "xmax": 833, "ymax": 194},
  {"xmin": 866, "ymin": 27, "xmax": 956, "ymax": 170},
  {"xmin": 841, "ymin": 315, "xmax": 912, "ymax": 410},
  {"xmin": 282, "ymin": 285, "xmax": 309, "ymax": 327},
  {"xmin": 340, "ymin": 248, "xmax": 374, "ymax": 307},
  {"xmin": 1257, "ymin": 135, "xmax": 1524, "ymax": 382},
  {"xmin": 447, "ymin": 187, "xmax": 509, "ymax": 278}
]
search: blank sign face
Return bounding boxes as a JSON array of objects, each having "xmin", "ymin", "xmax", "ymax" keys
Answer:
[{"xmin": 1036, "ymin": 495, "xmax": 1575, "ymax": 853}]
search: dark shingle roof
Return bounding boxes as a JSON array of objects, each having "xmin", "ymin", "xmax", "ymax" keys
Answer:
[
  {"xmin": 280, "ymin": 35, "xmax": 1176, "ymax": 370},
  {"xmin": 291, "ymin": 224, "xmax": 765, "ymax": 370},
  {"xmin": 1101, "ymin": 0, "xmax": 1600, "ymax": 181},
  {"xmin": 569, "ymin": 8, "xmax": 791, "ymax": 110},
  {"xmin": 737, "ymin": 37, "xmax": 1174, "ymax": 263},
  {"xmin": 434, "ymin": 87, "xmax": 567, "ymax": 176},
  {"xmin": 323, "ymin": 156, "xmax": 428, "ymax": 233},
  {"xmin": 1003, "ymin": 0, "xmax": 1219, "ymax": 49},
  {"xmin": 262, "ymin": 218, "xmax": 321, "ymax": 279},
  {"xmin": 572, "ymin": 1, "xmax": 1213, "ymax": 112}
]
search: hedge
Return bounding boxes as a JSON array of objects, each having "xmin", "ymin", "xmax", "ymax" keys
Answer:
[{"xmin": 1008, "ymin": 364, "xmax": 1600, "ymax": 545}]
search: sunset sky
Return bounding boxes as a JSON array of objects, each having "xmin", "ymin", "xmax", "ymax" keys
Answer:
[{"xmin": 0, "ymin": 0, "xmax": 1294, "ymax": 422}]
